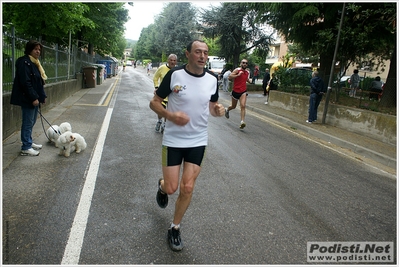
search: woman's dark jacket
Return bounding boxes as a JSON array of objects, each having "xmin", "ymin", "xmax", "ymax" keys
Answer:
[{"xmin": 10, "ymin": 55, "xmax": 47, "ymax": 108}]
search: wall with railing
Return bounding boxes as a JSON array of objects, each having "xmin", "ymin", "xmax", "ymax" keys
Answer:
[
  {"xmin": 2, "ymin": 27, "xmax": 115, "ymax": 140},
  {"xmin": 2, "ymin": 26, "xmax": 103, "ymax": 93}
]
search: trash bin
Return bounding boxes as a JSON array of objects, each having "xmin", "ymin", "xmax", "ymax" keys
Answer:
[
  {"xmin": 93, "ymin": 64, "xmax": 105, "ymax": 85},
  {"xmin": 83, "ymin": 65, "xmax": 97, "ymax": 88},
  {"xmin": 97, "ymin": 60, "xmax": 112, "ymax": 78},
  {"xmin": 106, "ymin": 56, "xmax": 119, "ymax": 76}
]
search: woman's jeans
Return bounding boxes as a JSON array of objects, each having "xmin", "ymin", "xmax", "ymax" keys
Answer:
[
  {"xmin": 21, "ymin": 105, "xmax": 38, "ymax": 150},
  {"xmin": 308, "ymin": 93, "xmax": 323, "ymax": 122}
]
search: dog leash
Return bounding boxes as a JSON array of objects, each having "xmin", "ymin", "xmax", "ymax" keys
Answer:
[{"xmin": 38, "ymin": 104, "xmax": 60, "ymax": 142}]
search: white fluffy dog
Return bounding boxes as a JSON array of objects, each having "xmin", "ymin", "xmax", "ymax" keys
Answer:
[
  {"xmin": 70, "ymin": 133, "xmax": 87, "ymax": 154},
  {"xmin": 47, "ymin": 122, "xmax": 72, "ymax": 147},
  {"xmin": 55, "ymin": 131, "xmax": 87, "ymax": 157},
  {"xmin": 47, "ymin": 125, "xmax": 61, "ymax": 143},
  {"xmin": 55, "ymin": 131, "xmax": 75, "ymax": 157}
]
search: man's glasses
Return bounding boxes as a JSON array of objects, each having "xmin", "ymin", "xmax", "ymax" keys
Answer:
[{"xmin": 241, "ymin": 62, "xmax": 248, "ymax": 64}]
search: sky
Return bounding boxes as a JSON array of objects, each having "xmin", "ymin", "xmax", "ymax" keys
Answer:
[{"xmin": 124, "ymin": 1, "xmax": 219, "ymax": 40}]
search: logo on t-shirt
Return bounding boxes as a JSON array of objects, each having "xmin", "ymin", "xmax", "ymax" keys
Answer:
[{"xmin": 173, "ymin": 85, "xmax": 186, "ymax": 93}]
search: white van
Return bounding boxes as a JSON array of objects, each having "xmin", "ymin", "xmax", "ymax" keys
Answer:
[{"xmin": 207, "ymin": 56, "xmax": 226, "ymax": 77}]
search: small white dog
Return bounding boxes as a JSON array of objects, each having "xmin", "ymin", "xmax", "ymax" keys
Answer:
[
  {"xmin": 55, "ymin": 131, "xmax": 87, "ymax": 157},
  {"xmin": 70, "ymin": 133, "xmax": 87, "ymax": 154},
  {"xmin": 47, "ymin": 125, "xmax": 61, "ymax": 143},
  {"xmin": 55, "ymin": 131, "xmax": 75, "ymax": 157},
  {"xmin": 47, "ymin": 122, "xmax": 72, "ymax": 147},
  {"xmin": 59, "ymin": 122, "xmax": 72, "ymax": 133}
]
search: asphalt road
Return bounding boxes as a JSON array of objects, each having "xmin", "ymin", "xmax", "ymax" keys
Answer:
[{"xmin": 2, "ymin": 66, "xmax": 396, "ymax": 264}]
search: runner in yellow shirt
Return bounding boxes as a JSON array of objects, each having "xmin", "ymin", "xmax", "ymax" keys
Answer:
[{"xmin": 153, "ymin": 54, "xmax": 177, "ymax": 133}]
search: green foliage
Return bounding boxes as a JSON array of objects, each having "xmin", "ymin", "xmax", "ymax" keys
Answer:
[
  {"xmin": 2, "ymin": 2, "xmax": 129, "ymax": 56},
  {"xmin": 200, "ymin": 2, "xmax": 274, "ymax": 66},
  {"xmin": 251, "ymin": 2, "xmax": 396, "ymax": 107},
  {"xmin": 2, "ymin": 3, "xmax": 94, "ymax": 42},
  {"xmin": 134, "ymin": 2, "xmax": 198, "ymax": 63},
  {"xmin": 79, "ymin": 3, "xmax": 129, "ymax": 56},
  {"xmin": 272, "ymin": 66, "xmax": 311, "ymax": 94}
]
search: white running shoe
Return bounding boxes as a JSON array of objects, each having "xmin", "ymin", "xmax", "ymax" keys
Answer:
[
  {"xmin": 32, "ymin": 143, "xmax": 42, "ymax": 149},
  {"xmin": 21, "ymin": 148, "xmax": 40, "ymax": 156}
]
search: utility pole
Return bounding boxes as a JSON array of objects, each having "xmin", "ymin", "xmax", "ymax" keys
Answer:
[
  {"xmin": 67, "ymin": 30, "xmax": 71, "ymax": 80},
  {"xmin": 322, "ymin": 3, "xmax": 346, "ymax": 124}
]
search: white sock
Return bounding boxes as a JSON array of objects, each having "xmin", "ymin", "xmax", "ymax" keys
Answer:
[{"xmin": 171, "ymin": 223, "xmax": 180, "ymax": 229}]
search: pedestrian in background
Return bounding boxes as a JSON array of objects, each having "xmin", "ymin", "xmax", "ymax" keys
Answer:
[
  {"xmin": 225, "ymin": 59, "xmax": 251, "ymax": 129},
  {"xmin": 222, "ymin": 64, "xmax": 232, "ymax": 92},
  {"xmin": 153, "ymin": 54, "xmax": 177, "ymax": 132},
  {"xmin": 262, "ymin": 68, "xmax": 270, "ymax": 96},
  {"xmin": 146, "ymin": 62, "xmax": 152, "ymax": 76},
  {"xmin": 349, "ymin": 69, "xmax": 360, "ymax": 97},
  {"xmin": 307, "ymin": 71, "xmax": 325, "ymax": 123},
  {"xmin": 10, "ymin": 40, "xmax": 47, "ymax": 156},
  {"xmin": 369, "ymin": 76, "xmax": 383, "ymax": 101},
  {"xmin": 149, "ymin": 40, "xmax": 225, "ymax": 252},
  {"xmin": 251, "ymin": 65, "xmax": 259, "ymax": 84}
]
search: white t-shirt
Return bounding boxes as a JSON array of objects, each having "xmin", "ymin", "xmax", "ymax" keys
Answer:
[{"xmin": 156, "ymin": 65, "xmax": 218, "ymax": 147}]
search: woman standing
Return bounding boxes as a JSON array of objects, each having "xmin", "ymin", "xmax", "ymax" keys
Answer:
[{"xmin": 10, "ymin": 40, "xmax": 47, "ymax": 156}]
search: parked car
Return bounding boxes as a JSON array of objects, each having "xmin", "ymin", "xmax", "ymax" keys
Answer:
[
  {"xmin": 126, "ymin": 60, "xmax": 133, "ymax": 66},
  {"xmin": 286, "ymin": 67, "xmax": 313, "ymax": 86}
]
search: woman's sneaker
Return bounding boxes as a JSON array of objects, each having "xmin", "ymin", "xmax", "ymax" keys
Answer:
[
  {"xmin": 32, "ymin": 143, "xmax": 42, "ymax": 150},
  {"xmin": 21, "ymin": 148, "xmax": 40, "ymax": 156},
  {"xmin": 168, "ymin": 226, "xmax": 183, "ymax": 251},
  {"xmin": 156, "ymin": 179, "xmax": 168, "ymax": 208}
]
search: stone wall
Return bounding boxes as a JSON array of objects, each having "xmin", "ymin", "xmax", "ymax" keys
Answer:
[{"xmin": 267, "ymin": 90, "xmax": 396, "ymax": 145}]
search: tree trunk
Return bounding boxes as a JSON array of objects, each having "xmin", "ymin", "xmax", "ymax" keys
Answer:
[
  {"xmin": 379, "ymin": 47, "xmax": 396, "ymax": 108},
  {"xmin": 319, "ymin": 51, "xmax": 334, "ymax": 83}
]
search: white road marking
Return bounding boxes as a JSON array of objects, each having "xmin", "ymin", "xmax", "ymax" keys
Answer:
[{"xmin": 61, "ymin": 79, "xmax": 119, "ymax": 265}]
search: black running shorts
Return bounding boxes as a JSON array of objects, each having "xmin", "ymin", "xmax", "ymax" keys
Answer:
[
  {"xmin": 162, "ymin": 146, "xmax": 206, "ymax": 167},
  {"xmin": 231, "ymin": 90, "xmax": 248, "ymax": 100}
]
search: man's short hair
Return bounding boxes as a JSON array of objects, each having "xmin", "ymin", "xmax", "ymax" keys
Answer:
[
  {"xmin": 168, "ymin": 54, "xmax": 177, "ymax": 60},
  {"xmin": 186, "ymin": 39, "xmax": 206, "ymax": 52}
]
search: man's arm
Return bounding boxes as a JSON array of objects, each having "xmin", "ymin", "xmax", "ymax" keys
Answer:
[
  {"xmin": 153, "ymin": 66, "xmax": 163, "ymax": 88},
  {"xmin": 228, "ymin": 68, "xmax": 240, "ymax": 81}
]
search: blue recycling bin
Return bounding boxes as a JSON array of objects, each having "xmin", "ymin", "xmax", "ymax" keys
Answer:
[
  {"xmin": 106, "ymin": 57, "xmax": 119, "ymax": 76},
  {"xmin": 97, "ymin": 60, "xmax": 113, "ymax": 78}
]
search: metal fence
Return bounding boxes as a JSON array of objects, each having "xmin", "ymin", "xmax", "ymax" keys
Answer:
[{"xmin": 2, "ymin": 26, "xmax": 104, "ymax": 93}]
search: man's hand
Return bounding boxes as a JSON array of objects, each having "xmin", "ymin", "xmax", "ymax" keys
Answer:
[{"xmin": 214, "ymin": 103, "xmax": 225, "ymax": 117}]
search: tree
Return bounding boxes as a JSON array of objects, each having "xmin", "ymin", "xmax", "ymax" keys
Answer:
[
  {"xmin": 76, "ymin": 3, "xmax": 129, "ymax": 56},
  {"xmin": 2, "ymin": 3, "xmax": 94, "ymax": 44},
  {"xmin": 2, "ymin": 3, "xmax": 130, "ymax": 57},
  {"xmin": 252, "ymin": 3, "xmax": 345, "ymax": 80},
  {"xmin": 252, "ymin": 3, "xmax": 396, "ymax": 107},
  {"xmin": 200, "ymin": 2, "xmax": 274, "ymax": 66},
  {"xmin": 154, "ymin": 2, "xmax": 198, "ymax": 62},
  {"xmin": 135, "ymin": 24, "xmax": 159, "ymax": 61},
  {"xmin": 342, "ymin": 3, "xmax": 396, "ymax": 107}
]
